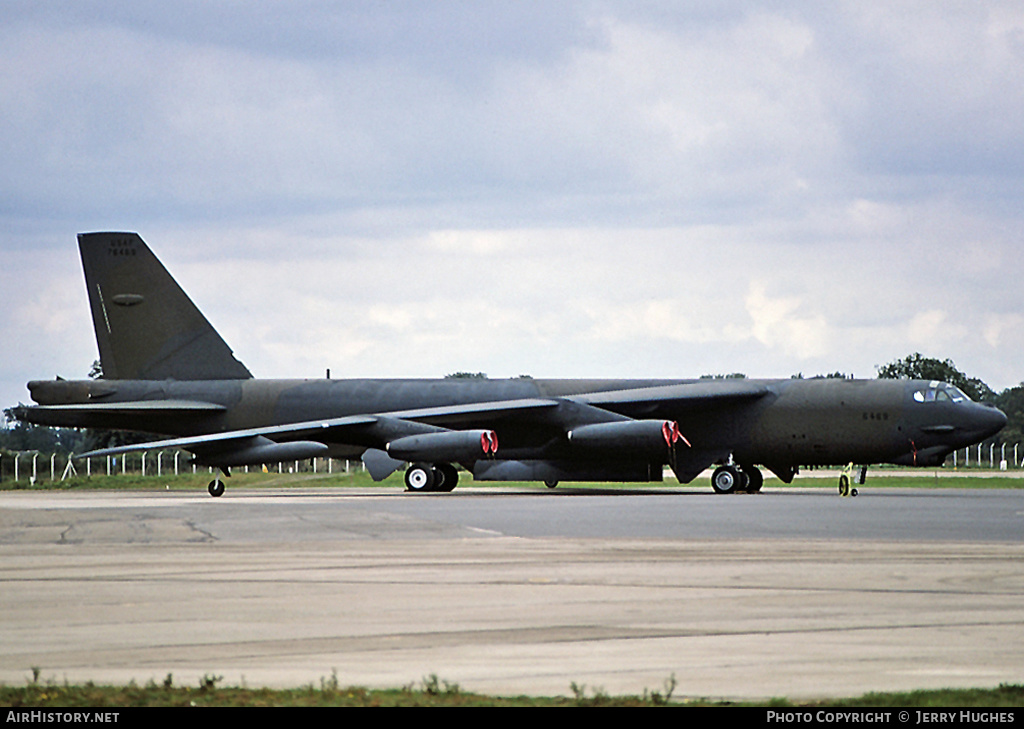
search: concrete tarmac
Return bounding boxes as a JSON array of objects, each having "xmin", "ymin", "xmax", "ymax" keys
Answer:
[{"xmin": 1, "ymin": 486, "xmax": 1023, "ymax": 701}]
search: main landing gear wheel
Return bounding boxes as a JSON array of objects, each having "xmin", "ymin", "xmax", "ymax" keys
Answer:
[
  {"xmin": 208, "ymin": 479, "xmax": 225, "ymax": 498},
  {"xmin": 405, "ymin": 463, "xmax": 435, "ymax": 492},
  {"xmin": 711, "ymin": 465, "xmax": 743, "ymax": 494},
  {"xmin": 434, "ymin": 464, "xmax": 459, "ymax": 492},
  {"xmin": 405, "ymin": 463, "xmax": 460, "ymax": 493},
  {"xmin": 743, "ymin": 466, "xmax": 763, "ymax": 493}
]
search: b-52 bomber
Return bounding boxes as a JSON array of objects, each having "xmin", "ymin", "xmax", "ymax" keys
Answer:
[{"xmin": 18, "ymin": 233, "xmax": 1007, "ymax": 497}]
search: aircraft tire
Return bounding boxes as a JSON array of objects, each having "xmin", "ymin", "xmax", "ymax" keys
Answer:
[
  {"xmin": 711, "ymin": 465, "xmax": 741, "ymax": 494},
  {"xmin": 838, "ymin": 474, "xmax": 850, "ymax": 497},
  {"xmin": 405, "ymin": 463, "xmax": 436, "ymax": 492},
  {"xmin": 545, "ymin": 479, "xmax": 558, "ymax": 489},
  {"xmin": 208, "ymin": 480, "xmax": 225, "ymax": 498},
  {"xmin": 435, "ymin": 463, "xmax": 459, "ymax": 492},
  {"xmin": 743, "ymin": 466, "xmax": 763, "ymax": 493}
]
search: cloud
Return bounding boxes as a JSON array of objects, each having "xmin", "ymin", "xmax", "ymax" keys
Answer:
[
  {"xmin": 1, "ymin": 2, "xmax": 1022, "ymax": 413},
  {"xmin": 745, "ymin": 282, "xmax": 831, "ymax": 359}
]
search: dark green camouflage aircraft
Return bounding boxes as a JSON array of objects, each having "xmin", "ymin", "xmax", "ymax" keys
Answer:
[{"xmin": 18, "ymin": 233, "xmax": 1007, "ymax": 497}]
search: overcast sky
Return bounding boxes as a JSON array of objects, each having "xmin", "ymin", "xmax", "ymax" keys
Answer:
[{"xmin": 3, "ymin": 1, "xmax": 1023, "ymax": 414}]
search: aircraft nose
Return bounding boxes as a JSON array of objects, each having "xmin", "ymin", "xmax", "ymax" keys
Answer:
[{"xmin": 975, "ymin": 403, "xmax": 1007, "ymax": 439}]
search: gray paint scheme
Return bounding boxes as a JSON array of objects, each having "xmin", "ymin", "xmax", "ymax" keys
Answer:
[{"xmin": 18, "ymin": 233, "xmax": 1007, "ymax": 495}]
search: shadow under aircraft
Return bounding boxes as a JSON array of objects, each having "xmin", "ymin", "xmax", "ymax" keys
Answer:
[{"xmin": 18, "ymin": 233, "xmax": 1007, "ymax": 497}]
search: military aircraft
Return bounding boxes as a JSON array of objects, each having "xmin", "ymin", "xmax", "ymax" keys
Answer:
[{"xmin": 17, "ymin": 232, "xmax": 1007, "ymax": 497}]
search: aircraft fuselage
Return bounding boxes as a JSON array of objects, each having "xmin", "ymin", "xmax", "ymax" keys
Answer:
[{"xmin": 26, "ymin": 374, "xmax": 1006, "ymax": 483}]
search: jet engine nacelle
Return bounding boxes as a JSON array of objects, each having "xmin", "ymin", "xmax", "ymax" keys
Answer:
[
  {"xmin": 193, "ymin": 437, "xmax": 329, "ymax": 467},
  {"xmin": 387, "ymin": 429, "xmax": 498, "ymax": 462},
  {"xmin": 567, "ymin": 420, "xmax": 685, "ymax": 457}
]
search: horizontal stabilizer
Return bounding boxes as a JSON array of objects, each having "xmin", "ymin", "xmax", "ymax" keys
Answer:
[
  {"xmin": 18, "ymin": 400, "xmax": 226, "ymax": 429},
  {"xmin": 22, "ymin": 399, "xmax": 227, "ymax": 414}
]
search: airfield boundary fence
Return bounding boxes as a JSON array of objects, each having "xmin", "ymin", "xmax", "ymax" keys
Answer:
[
  {"xmin": 1, "ymin": 445, "xmax": 1022, "ymax": 484},
  {"xmin": 0, "ymin": 450, "xmax": 365, "ymax": 484}
]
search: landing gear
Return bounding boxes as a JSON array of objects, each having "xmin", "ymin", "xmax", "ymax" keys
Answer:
[
  {"xmin": 405, "ymin": 462, "xmax": 435, "ymax": 492},
  {"xmin": 544, "ymin": 479, "xmax": 559, "ymax": 489},
  {"xmin": 405, "ymin": 462, "xmax": 459, "ymax": 493},
  {"xmin": 434, "ymin": 463, "xmax": 459, "ymax": 492},
  {"xmin": 711, "ymin": 464, "xmax": 743, "ymax": 494},
  {"xmin": 711, "ymin": 464, "xmax": 763, "ymax": 494},
  {"xmin": 743, "ymin": 465, "xmax": 763, "ymax": 493},
  {"xmin": 207, "ymin": 467, "xmax": 228, "ymax": 497}
]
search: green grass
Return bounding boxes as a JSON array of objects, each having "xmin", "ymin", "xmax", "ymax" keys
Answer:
[
  {"xmin": 3, "ymin": 675, "xmax": 1023, "ymax": 707},
  {"xmin": 0, "ymin": 467, "xmax": 384, "ymax": 492}
]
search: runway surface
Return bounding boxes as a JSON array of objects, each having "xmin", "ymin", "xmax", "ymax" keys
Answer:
[{"xmin": 1, "ymin": 484, "xmax": 1023, "ymax": 701}]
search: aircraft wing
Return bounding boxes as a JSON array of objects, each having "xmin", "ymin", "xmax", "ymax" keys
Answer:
[
  {"xmin": 74, "ymin": 384, "xmax": 769, "ymax": 457},
  {"xmin": 570, "ymin": 380, "xmax": 770, "ymax": 418},
  {"xmin": 76, "ymin": 414, "xmax": 376, "ymax": 459},
  {"xmin": 76, "ymin": 398, "xmax": 560, "ymax": 461},
  {"xmin": 73, "ymin": 384, "xmax": 770, "ymax": 482}
]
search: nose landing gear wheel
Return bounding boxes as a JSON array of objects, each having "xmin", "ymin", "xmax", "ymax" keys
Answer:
[{"xmin": 208, "ymin": 479, "xmax": 225, "ymax": 497}]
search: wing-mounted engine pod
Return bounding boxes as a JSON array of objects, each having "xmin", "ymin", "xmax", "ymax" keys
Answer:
[
  {"xmin": 387, "ymin": 429, "xmax": 499, "ymax": 462},
  {"xmin": 191, "ymin": 436, "xmax": 329, "ymax": 467},
  {"xmin": 568, "ymin": 420, "xmax": 687, "ymax": 457}
]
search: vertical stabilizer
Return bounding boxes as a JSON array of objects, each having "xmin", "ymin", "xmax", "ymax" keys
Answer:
[{"xmin": 78, "ymin": 232, "xmax": 252, "ymax": 380}]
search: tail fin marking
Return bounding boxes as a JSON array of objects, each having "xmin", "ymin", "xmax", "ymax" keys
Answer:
[{"xmin": 78, "ymin": 232, "xmax": 252, "ymax": 381}]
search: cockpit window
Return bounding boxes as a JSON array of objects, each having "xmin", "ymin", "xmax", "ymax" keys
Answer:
[
  {"xmin": 913, "ymin": 384, "xmax": 970, "ymax": 403},
  {"xmin": 946, "ymin": 386, "xmax": 969, "ymax": 402}
]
